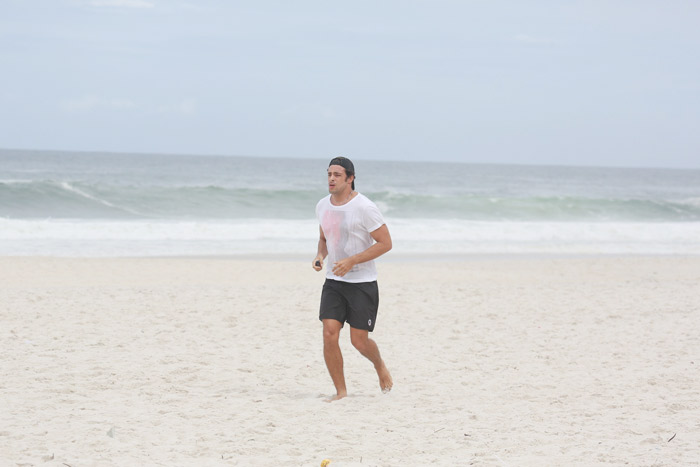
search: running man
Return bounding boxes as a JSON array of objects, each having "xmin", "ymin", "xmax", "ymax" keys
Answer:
[{"xmin": 312, "ymin": 156, "xmax": 393, "ymax": 402}]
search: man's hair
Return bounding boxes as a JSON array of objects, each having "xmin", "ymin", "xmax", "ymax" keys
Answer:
[{"xmin": 328, "ymin": 156, "xmax": 355, "ymax": 190}]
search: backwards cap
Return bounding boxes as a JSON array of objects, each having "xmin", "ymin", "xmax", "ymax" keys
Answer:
[{"xmin": 328, "ymin": 156, "xmax": 355, "ymax": 190}]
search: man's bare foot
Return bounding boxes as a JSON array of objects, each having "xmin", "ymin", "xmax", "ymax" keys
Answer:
[
  {"xmin": 324, "ymin": 391, "xmax": 347, "ymax": 402},
  {"xmin": 376, "ymin": 362, "xmax": 393, "ymax": 393}
]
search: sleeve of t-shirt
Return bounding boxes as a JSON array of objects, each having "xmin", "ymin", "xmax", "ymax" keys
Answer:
[
  {"xmin": 362, "ymin": 201, "xmax": 385, "ymax": 233},
  {"xmin": 315, "ymin": 199, "xmax": 323, "ymax": 222}
]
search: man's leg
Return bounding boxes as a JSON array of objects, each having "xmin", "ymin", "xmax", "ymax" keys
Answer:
[
  {"xmin": 322, "ymin": 319, "xmax": 347, "ymax": 401},
  {"xmin": 349, "ymin": 327, "xmax": 393, "ymax": 393}
]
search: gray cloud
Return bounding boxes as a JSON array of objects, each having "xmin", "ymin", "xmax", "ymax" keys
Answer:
[
  {"xmin": 87, "ymin": 0, "xmax": 155, "ymax": 8},
  {"xmin": 60, "ymin": 96, "xmax": 138, "ymax": 112},
  {"xmin": 513, "ymin": 34, "xmax": 553, "ymax": 45}
]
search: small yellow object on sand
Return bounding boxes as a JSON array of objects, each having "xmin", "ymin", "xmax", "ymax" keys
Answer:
[{"xmin": 321, "ymin": 459, "xmax": 331, "ymax": 467}]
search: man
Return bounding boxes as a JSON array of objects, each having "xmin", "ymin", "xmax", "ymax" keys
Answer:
[{"xmin": 312, "ymin": 156, "xmax": 393, "ymax": 402}]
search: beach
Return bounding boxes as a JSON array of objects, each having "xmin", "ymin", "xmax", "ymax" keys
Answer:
[{"xmin": 2, "ymin": 255, "xmax": 698, "ymax": 466}]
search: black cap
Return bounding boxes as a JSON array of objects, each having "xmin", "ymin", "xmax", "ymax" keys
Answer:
[{"xmin": 328, "ymin": 156, "xmax": 355, "ymax": 190}]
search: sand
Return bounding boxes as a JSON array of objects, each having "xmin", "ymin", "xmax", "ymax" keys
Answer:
[{"xmin": 1, "ymin": 255, "xmax": 699, "ymax": 466}]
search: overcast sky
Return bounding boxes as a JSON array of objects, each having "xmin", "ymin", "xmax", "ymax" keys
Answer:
[{"xmin": 1, "ymin": 0, "xmax": 699, "ymax": 168}]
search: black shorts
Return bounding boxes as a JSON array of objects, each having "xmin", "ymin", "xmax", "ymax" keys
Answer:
[{"xmin": 319, "ymin": 279, "xmax": 379, "ymax": 332}]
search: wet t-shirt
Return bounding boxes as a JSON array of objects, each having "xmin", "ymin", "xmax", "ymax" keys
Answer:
[{"xmin": 316, "ymin": 193, "xmax": 386, "ymax": 283}]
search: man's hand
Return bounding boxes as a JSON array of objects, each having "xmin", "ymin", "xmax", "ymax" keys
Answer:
[
  {"xmin": 312, "ymin": 256, "xmax": 324, "ymax": 271},
  {"xmin": 332, "ymin": 257, "xmax": 356, "ymax": 277}
]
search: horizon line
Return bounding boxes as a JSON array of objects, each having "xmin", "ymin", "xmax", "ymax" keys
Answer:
[{"xmin": 1, "ymin": 146, "xmax": 697, "ymax": 172}]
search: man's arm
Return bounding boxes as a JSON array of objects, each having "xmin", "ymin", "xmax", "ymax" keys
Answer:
[
  {"xmin": 331, "ymin": 224, "xmax": 392, "ymax": 277},
  {"xmin": 312, "ymin": 225, "xmax": 328, "ymax": 271}
]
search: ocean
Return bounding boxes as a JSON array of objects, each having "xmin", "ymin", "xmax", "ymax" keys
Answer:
[{"xmin": 2, "ymin": 149, "xmax": 700, "ymax": 257}]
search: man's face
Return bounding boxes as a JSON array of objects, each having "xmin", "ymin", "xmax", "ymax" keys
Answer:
[{"xmin": 327, "ymin": 164, "xmax": 353, "ymax": 194}]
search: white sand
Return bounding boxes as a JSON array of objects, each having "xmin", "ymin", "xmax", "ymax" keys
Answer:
[{"xmin": 1, "ymin": 256, "xmax": 699, "ymax": 466}]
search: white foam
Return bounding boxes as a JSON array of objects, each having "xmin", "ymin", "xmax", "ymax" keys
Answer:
[{"xmin": 1, "ymin": 218, "xmax": 699, "ymax": 256}]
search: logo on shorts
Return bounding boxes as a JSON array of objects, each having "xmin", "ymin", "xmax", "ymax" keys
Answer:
[{"xmin": 368, "ymin": 319, "xmax": 372, "ymax": 326}]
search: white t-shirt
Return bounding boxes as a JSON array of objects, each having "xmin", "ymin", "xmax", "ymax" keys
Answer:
[{"xmin": 316, "ymin": 193, "xmax": 386, "ymax": 283}]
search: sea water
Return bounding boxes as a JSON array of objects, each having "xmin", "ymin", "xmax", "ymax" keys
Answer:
[{"xmin": 1, "ymin": 149, "xmax": 699, "ymax": 256}]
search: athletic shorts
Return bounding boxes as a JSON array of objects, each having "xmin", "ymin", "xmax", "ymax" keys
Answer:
[{"xmin": 319, "ymin": 279, "xmax": 379, "ymax": 332}]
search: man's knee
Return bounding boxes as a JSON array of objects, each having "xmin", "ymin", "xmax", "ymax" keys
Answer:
[
  {"xmin": 350, "ymin": 332, "xmax": 369, "ymax": 352},
  {"xmin": 323, "ymin": 320, "xmax": 342, "ymax": 343}
]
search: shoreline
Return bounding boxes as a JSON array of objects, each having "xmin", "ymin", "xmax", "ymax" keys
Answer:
[{"xmin": 2, "ymin": 251, "xmax": 700, "ymax": 262}]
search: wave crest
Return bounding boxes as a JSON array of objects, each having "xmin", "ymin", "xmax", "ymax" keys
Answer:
[{"xmin": 1, "ymin": 180, "xmax": 699, "ymax": 221}]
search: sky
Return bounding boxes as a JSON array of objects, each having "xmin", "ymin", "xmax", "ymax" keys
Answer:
[{"xmin": 1, "ymin": 0, "xmax": 699, "ymax": 168}]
